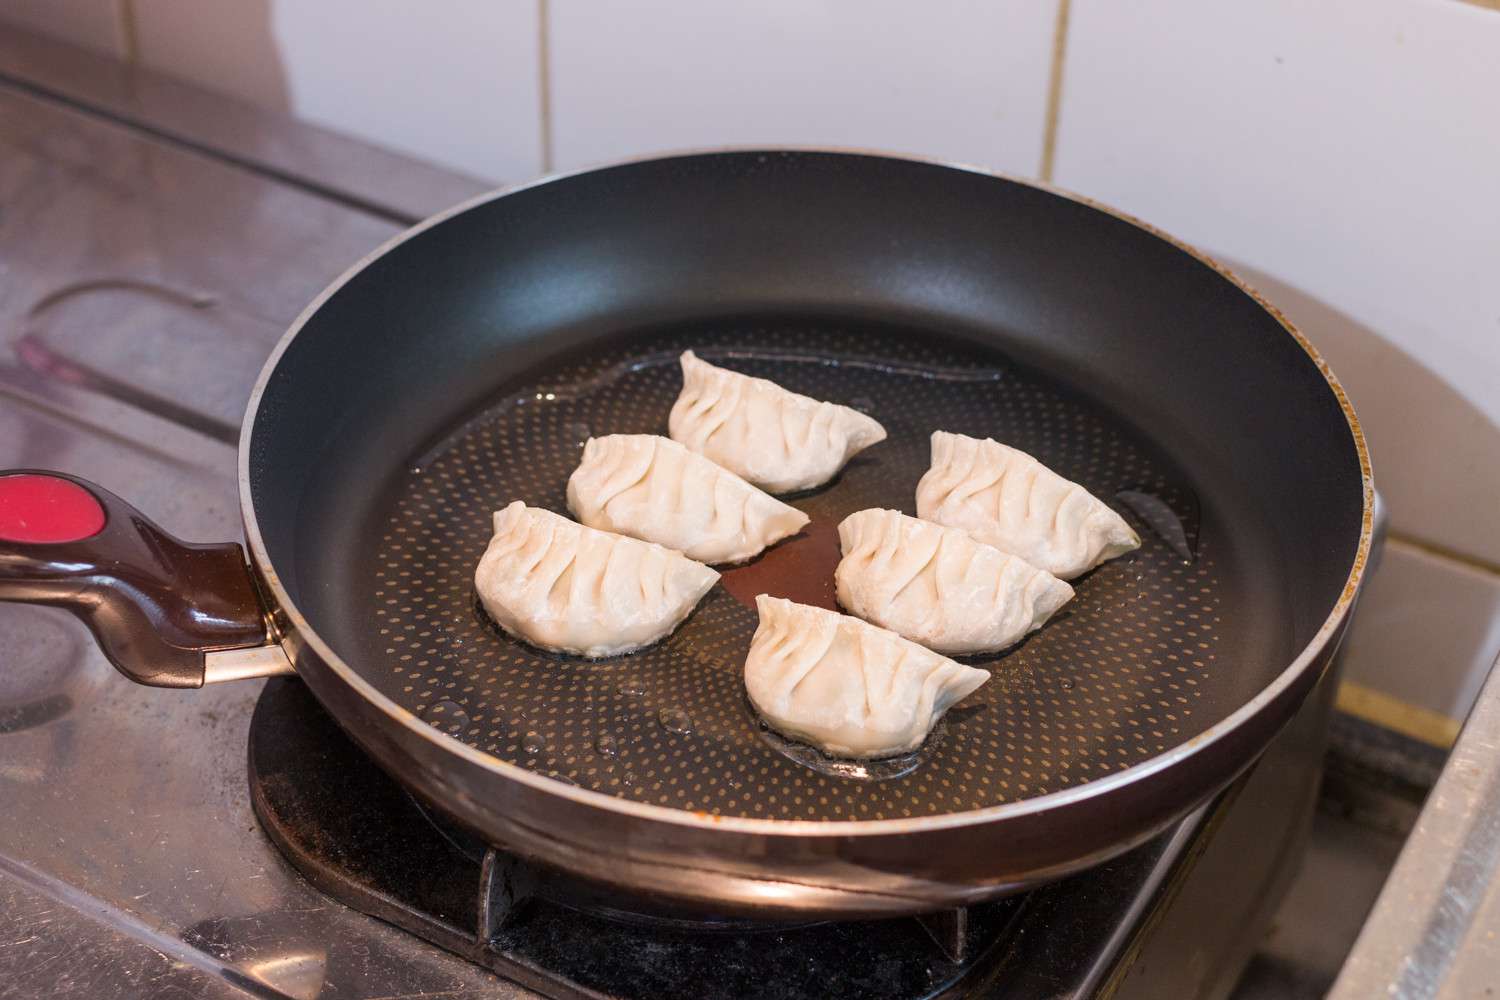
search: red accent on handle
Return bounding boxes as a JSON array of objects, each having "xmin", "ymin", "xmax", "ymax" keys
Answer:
[{"xmin": 0, "ymin": 474, "xmax": 107, "ymax": 544}]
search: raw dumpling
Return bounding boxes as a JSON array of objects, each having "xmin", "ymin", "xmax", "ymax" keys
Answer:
[
  {"xmin": 837, "ymin": 508, "xmax": 1074, "ymax": 655},
  {"xmin": 474, "ymin": 502, "xmax": 718, "ymax": 657},
  {"xmin": 566, "ymin": 434, "xmax": 809, "ymax": 564},
  {"xmin": 916, "ymin": 432, "xmax": 1140, "ymax": 579},
  {"xmin": 745, "ymin": 595, "xmax": 990, "ymax": 758},
  {"xmin": 668, "ymin": 350, "xmax": 887, "ymax": 493}
]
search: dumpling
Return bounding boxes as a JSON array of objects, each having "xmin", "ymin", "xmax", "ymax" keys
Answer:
[
  {"xmin": 916, "ymin": 431, "xmax": 1140, "ymax": 579},
  {"xmin": 668, "ymin": 350, "xmax": 887, "ymax": 493},
  {"xmin": 566, "ymin": 434, "xmax": 809, "ymax": 564},
  {"xmin": 474, "ymin": 502, "xmax": 718, "ymax": 657},
  {"xmin": 836, "ymin": 508, "xmax": 1074, "ymax": 655},
  {"xmin": 745, "ymin": 595, "xmax": 990, "ymax": 758}
]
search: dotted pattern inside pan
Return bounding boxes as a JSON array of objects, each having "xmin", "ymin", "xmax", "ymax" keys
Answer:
[{"xmin": 364, "ymin": 322, "xmax": 1265, "ymax": 822}]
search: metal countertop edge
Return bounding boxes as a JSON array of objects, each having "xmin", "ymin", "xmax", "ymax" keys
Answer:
[
  {"xmin": 0, "ymin": 854, "xmax": 284, "ymax": 1000},
  {"xmin": 1328, "ymin": 649, "xmax": 1500, "ymax": 999}
]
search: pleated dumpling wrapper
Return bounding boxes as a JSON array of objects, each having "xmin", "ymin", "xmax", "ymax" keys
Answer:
[
  {"xmin": 566, "ymin": 434, "xmax": 809, "ymax": 565},
  {"xmin": 668, "ymin": 350, "xmax": 887, "ymax": 494},
  {"xmin": 745, "ymin": 595, "xmax": 990, "ymax": 758},
  {"xmin": 916, "ymin": 432, "xmax": 1140, "ymax": 580},
  {"xmin": 474, "ymin": 502, "xmax": 718, "ymax": 658},
  {"xmin": 836, "ymin": 508, "xmax": 1075, "ymax": 655}
]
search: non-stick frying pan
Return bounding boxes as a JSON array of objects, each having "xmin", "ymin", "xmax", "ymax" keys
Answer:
[{"xmin": 0, "ymin": 150, "xmax": 1371, "ymax": 918}]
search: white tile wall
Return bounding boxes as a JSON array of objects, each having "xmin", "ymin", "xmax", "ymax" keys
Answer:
[
  {"xmin": 130, "ymin": 0, "xmax": 543, "ymax": 183},
  {"xmin": 132, "ymin": 0, "xmax": 293, "ymax": 111},
  {"xmin": 1053, "ymin": 0, "xmax": 1500, "ymax": 566},
  {"xmin": 1053, "ymin": 0, "xmax": 1500, "ymax": 723},
  {"xmin": 548, "ymin": 0, "xmax": 1059, "ymax": 176},
  {"xmin": 1340, "ymin": 541, "xmax": 1500, "ymax": 721},
  {"xmin": 0, "ymin": 0, "xmax": 123, "ymax": 56},
  {"xmin": 270, "ymin": 0, "xmax": 541, "ymax": 183}
]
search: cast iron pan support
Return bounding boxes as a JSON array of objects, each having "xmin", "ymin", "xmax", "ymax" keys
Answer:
[
  {"xmin": 0, "ymin": 470, "xmax": 293, "ymax": 686},
  {"xmin": 479, "ymin": 848, "xmax": 540, "ymax": 943}
]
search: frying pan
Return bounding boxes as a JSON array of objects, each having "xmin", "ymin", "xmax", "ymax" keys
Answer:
[{"xmin": 0, "ymin": 150, "xmax": 1371, "ymax": 918}]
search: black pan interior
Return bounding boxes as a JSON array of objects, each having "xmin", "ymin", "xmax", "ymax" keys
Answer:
[{"xmin": 248, "ymin": 151, "xmax": 1365, "ymax": 823}]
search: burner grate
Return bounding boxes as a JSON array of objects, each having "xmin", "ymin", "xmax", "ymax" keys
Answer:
[{"xmin": 248, "ymin": 678, "xmax": 1020, "ymax": 1000}]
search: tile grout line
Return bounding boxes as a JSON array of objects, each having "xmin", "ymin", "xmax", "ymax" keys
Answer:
[
  {"xmin": 1386, "ymin": 531, "xmax": 1500, "ymax": 580},
  {"xmin": 1336, "ymin": 680, "xmax": 1460, "ymax": 749},
  {"xmin": 1037, "ymin": 0, "xmax": 1072, "ymax": 183},
  {"xmin": 117, "ymin": 0, "xmax": 139, "ymax": 65},
  {"xmin": 537, "ymin": 0, "xmax": 554, "ymax": 174}
]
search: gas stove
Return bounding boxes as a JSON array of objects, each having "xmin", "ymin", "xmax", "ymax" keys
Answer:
[{"xmin": 0, "ymin": 37, "xmax": 1331, "ymax": 999}]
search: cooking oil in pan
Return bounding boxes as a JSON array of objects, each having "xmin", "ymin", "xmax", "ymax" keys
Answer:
[
  {"xmin": 1116, "ymin": 489, "xmax": 1200, "ymax": 563},
  {"xmin": 1115, "ymin": 487, "xmax": 1201, "ymax": 601},
  {"xmin": 657, "ymin": 708, "xmax": 693, "ymax": 735},
  {"xmin": 755, "ymin": 720, "xmax": 931, "ymax": 782},
  {"xmin": 419, "ymin": 699, "xmax": 471, "ymax": 738}
]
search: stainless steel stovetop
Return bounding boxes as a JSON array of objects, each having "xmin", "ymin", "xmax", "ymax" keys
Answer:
[{"xmin": 0, "ymin": 60, "xmax": 520, "ymax": 999}]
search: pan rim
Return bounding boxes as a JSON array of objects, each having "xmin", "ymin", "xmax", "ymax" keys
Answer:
[{"xmin": 238, "ymin": 146, "xmax": 1374, "ymax": 839}]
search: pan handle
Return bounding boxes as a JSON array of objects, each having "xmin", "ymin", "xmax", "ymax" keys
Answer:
[{"xmin": 0, "ymin": 470, "xmax": 292, "ymax": 688}]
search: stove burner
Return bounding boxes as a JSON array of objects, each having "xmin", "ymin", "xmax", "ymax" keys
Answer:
[
  {"xmin": 248, "ymin": 679, "xmax": 1022, "ymax": 999},
  {"xmin": 407, "ymin": 791, "xmax": 817, "ymax": 935}
]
